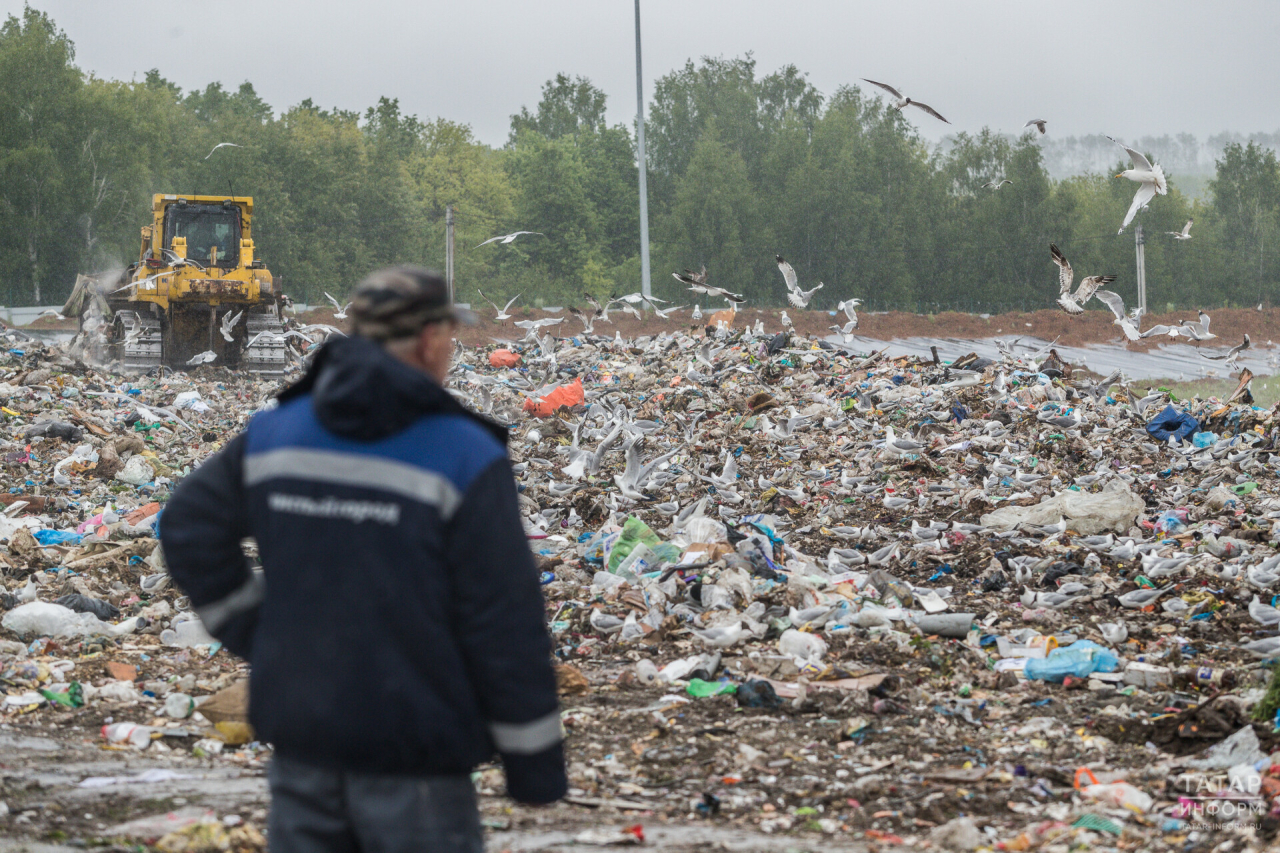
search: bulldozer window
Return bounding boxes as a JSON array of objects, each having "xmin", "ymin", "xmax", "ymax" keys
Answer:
[{"xmin": 165, "ymin": 204, "xmax": 241, "ymax": 267}]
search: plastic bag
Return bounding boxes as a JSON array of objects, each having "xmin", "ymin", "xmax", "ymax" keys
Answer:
[
  {"xmin": 778, "ymin": 629, "xmax": 828, "ymax": 662},
  {"xmin": 1024, "ymin": 640, "xmax": 1119, "ymax": 681},
  {"xmin": 1146, "ymin": 404, "xmax": 1199, "ymax": 443},
  {"xmin": 607, "ymin": 516, "xmax": 681, "ymax": 575},
  {"xmin": 173, "ymin": 391, "xmax": 211, "ymax": 413},
  {"xmin": 115, "ymin": 455, "xmax": 156, "ymax": 486},
  {"xmin": 488, "ymin": 349, "xmax": 521, "ymax": 368},
  {"xmin": 980, "ymin": 479, "xmax": 1144, "ymax": 535},
  {"xmin": 1, "ymin": 602, "xmax": 111, "ymax": 638},
  {"xmin": 523, "ymin": 377, "xmax": 584, "ymax": 417}
]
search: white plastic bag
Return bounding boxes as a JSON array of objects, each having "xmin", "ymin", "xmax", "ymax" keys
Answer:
[
  {"xmin": 2, "ymin": 602, "xmax": 111, "ymax": 638},
  {"xmin": 981, "ymin": 479, "xmax": 1144, "ymax": 535},
  {"xmin": 115, "ymin": 455, "xmax": 156, "ymax": 486},
  {"xmin": 778, "ymin": 629, "xmax": 827, "ymax": 662}
]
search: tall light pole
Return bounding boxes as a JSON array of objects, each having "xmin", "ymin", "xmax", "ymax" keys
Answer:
[{"xmin": 634, "ymin": 0, "xmax": 652, "ymax": 300}]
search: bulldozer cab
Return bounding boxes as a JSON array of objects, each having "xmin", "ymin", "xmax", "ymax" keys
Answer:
[{"xmin": 164, "ymin": 200, "xmax": 242, "ymax": 267}]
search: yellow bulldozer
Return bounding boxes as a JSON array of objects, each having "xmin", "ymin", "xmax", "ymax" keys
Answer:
[{"xmin": 66, "ymin": 193, "xmax": 289, "ymax": 372}]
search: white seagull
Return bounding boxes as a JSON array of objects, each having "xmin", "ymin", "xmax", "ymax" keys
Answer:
[
  {"xmin": 1050, "ymin": 244, "xmax": 1114, "ymax": 314},
  {"xmin": 323, "ymin": 292, "xmax": 350, "ymax": 320},
  {"xmin": 219, "ymin": 309, "xmax": 243, "ymax": 342},
  {"xmin": 1024, "ymin": 119, "xmax": 1047, "ymax": 135},
  {"xmin": 204, "ymin": 142, "xmax": 242, "ymax": 160},
  {"xmin": 475, "ymin": 231, "xmax": 544, "ymax": 248},
  {"xmin": 1167, "ymin": 220, "xmax": 1194, "ymax": 240},
  {"xmin": 1179, "ymin": 310, "xmax": 1216, "ymax": 341},
  {"xmin": 860, "ymin": 79, "xmax": 950, "ymax": 123},
  {"xmin": 776, "ymin": 254, "xmax": 824, "ymax": 308},
  {"xmin": 1201, "ymin": 334, "xmax": 1251, "ymax": 366},
  {"xmin": 477, "ymin": 289, "xmax": 521, "ymax": 321},
  {"xmin": 983, "ymin": 179, "xmax": 1012, "ymax": 190},
  {"xmin": 1094, "ymin": 290, "xmax": 1141, "ymax": 342},
  {"xmin": 1109, "ymin": 136, "xmax": 1167, "ymax": 234},
  {"xmin": 836, "ymin": 298, "xmax": 862, "ymax": 333}
]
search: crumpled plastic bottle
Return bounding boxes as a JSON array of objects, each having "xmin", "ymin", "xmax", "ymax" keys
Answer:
[{"xmin": 1024, "ymin": 640, "xmax": 1119, "ymax": 682}]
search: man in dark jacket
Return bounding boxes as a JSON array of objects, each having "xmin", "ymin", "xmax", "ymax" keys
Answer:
[{"xmin": 161, "ymin": 266, "xmax": 566, "ymax": 853}]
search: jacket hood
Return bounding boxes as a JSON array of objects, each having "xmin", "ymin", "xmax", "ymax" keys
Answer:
[{"xmin": 277, "ymin": 335, "xmax": 507, "ymax": 444}]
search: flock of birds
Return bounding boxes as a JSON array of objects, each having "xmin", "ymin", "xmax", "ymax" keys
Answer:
[{"xmin": 1049, "ymin": 241, "xmax": 1251, "ymax": 370}]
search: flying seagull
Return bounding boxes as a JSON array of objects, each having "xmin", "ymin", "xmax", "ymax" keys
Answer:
[
  {"xmin": 204, "ymin": 142, "xmax": 242, "ymax": 160},
  {"xmin": 1138, "ymin": 324, "xmax": 1185, "ymax": 339},
  {"xmin": 1094, "ymin": 290, "xmax": 1141, "ymax": 341},
  {"xmin": 983, "ymin": 179, "xmax": 1012, "ymax": 190},
  {"xmin": 776, "ymin": 254, "xmax": 824, "ymax": 308},
  {"xmin": 1109, "ymin": 136, "xmax": 1167, "ymax": 234},
  {"xmin": 676, "ymin": 268, "xmax": 744, "ymax": 305},
  {"xmin": 672, "ymin": 266, "xmax": 709, "ymax": 288},
  {"xmin": 568, "ymin": 305, "xmax": 604, "ymax": 334},
  {"xmin": 477, "ymin": 289, "xmax": 521, "ymax": 321},
  {"xmin": 836, "ymin": 298, "xmax": 862, "ymax": 332},
  {"xmin": 323, "ymin": 292, "xmax": 350, "ymax": 320},
  {"xmin": 1179, "ymin": 310, "xmax": 1216, "ymax": 341},
  {"xmin": 1050, "ymin": 244, "xmax": 1114, "ymax": 314},
  {"xmin": 187, "ymin": 350, "xmax": 217, "ymax": 366},
  {"xmin": 1024, "ymin": 119, "xmax": 1047, "ymax": 135},
  {"xmin": 219, "ymin": 309, "xmax": 244, "ymax": 342},
  {"xmin": 860, "ymin": 79, "xmax": 950, "ymax": 123},
  {"xmin": 1167, "ymin": 220, "xmax": 1194, "ymax": 240},
  {"xmin": 475, "ymin": 231, "xmax": 544, "ymax": 248},
  {"xmin": 1202, "ymin": 334, "xmax": 1251, "ymax": 366}
]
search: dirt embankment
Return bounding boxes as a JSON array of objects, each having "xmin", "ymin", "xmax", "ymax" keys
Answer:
[{"xmin": 439, "ymin": 304, "xmax": 1270, "ymax": 351}]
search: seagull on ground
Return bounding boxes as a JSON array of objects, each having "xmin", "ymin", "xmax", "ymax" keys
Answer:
[
  {"xmin": 477, "ymin": 289, "xmax": 521, "ymax": 321},
  {"xmin": 1099, "ymin": 620, "xmax": 1127, "ymax": 644},
  {"xmin": 1050, "ymin": 244, "xmax": 1114, "ymax": 314},
  {"xmin": 204, "ymin": 142, "xmax": 242, "ymax": 159},
  {"xmin": 476, "ymin": 231, "xmax": 544, "ymax": 248},
  {"xmin": 1249, "ymin": 595, "xmax": 1280, "ymax": 626},
  {"xmin": 860, "ymin": 79, "xmax": 950, "ymax": 123},
  {"xmin": 1167, "ymin": 220, "xmax": 1194, "ymax": 240},
  {"xmin": 1109, "ymin": 136, "xmax": 1167, "ymax": 234},
  {"xmin": 1024, "ymin": 119, "xmax": 1047, "ymax": 135}
]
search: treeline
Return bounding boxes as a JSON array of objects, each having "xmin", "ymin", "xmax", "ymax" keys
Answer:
[{"xmin": 2, "ymin": 7, "xmax": 1279, "ymax": 315}]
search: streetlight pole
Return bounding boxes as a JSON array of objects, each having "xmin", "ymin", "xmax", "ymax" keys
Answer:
[{"xmin": 634, "ymin": 0, "xmax": 652, "ymax": 300}]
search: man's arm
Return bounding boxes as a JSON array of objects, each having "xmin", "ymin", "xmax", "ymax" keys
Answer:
[
  {"xmin": 446, "ymin": 456, "xmax": 567, "ymax": 805},
  {"xmin": 159, "ymin": 433, "xmax": 259, "ymax": 657}
]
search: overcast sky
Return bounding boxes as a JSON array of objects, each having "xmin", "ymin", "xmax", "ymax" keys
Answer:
[{"xmin": 8, "ymin": 0, "xmax": 1278, "ymax": 148}]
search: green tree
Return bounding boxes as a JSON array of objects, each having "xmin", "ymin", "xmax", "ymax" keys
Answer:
[
  {"xmin": 1209, "ymin": 142, "xmax": 1280, "ymax": 305},
  {"xmin": 0, "ymin": 6, "xmax": 84, "ymax": 303},
  {"xmin": 663, "ymin": 125, "xmax": 759, "ymax": 303},
  {"xmin": 508, "ymin": 73, "xmax": 606, "ymax": 143}
]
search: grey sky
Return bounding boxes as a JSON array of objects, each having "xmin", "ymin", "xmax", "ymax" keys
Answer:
[{"xmin": 9, "ymin": 0, "xmax": 1279, "ymax": 148}]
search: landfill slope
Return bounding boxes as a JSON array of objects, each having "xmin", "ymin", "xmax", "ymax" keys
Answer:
[{"xmin": 2, "ymin": 317, "xmax": 1280, "ymax": 852}]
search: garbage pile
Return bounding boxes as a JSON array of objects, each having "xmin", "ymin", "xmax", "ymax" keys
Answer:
[
  {"xmin": 462, "ymin": 329, "xmax": 1280, "ymax": 849},
  {"xmin": 5, "ymin": 318, "xmax": 1280, "ymax": 850}
]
